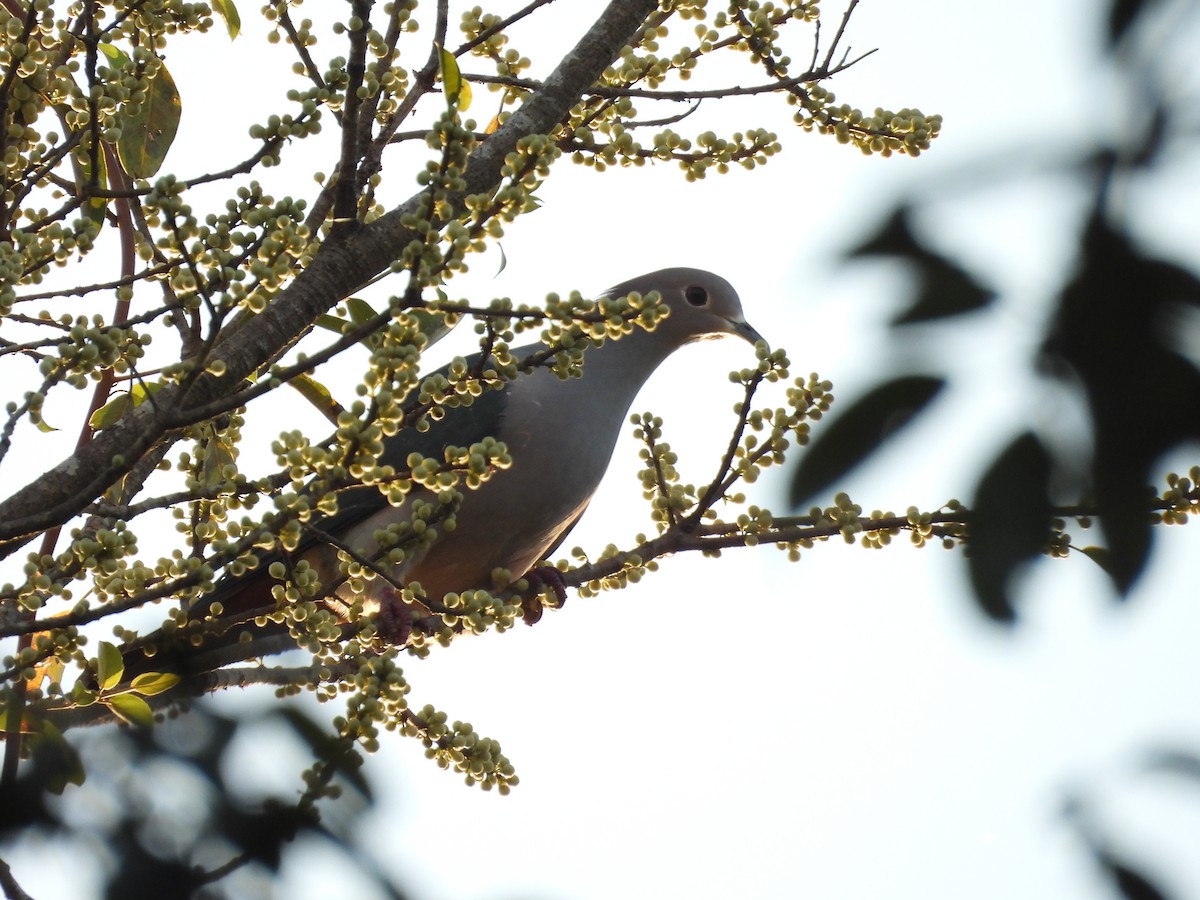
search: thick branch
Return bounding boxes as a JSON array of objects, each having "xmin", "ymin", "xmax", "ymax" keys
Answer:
[{"xmin": 0, "ymin": 0, "xmax": 659, "ymax": 555}]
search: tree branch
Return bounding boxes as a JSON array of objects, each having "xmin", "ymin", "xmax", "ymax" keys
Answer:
[{"xmin": 0, "ymin": 0, "xmax": 660, "ymax": 555}]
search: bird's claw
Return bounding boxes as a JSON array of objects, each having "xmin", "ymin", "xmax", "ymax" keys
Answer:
[
  {"xmin": 375, "ymin": 591, "xmax": 414, "ymax": 646},
  {"xmin": 520, "ymin": 566, "xmax": 569, "ymax": 625}
]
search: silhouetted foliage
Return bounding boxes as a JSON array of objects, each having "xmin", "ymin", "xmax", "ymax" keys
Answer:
[{"xmin": 792, "ymin": 0, "xmax": 1200, "ymax": 619}]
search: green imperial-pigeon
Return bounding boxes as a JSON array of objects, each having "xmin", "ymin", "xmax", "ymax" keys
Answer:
[{"xmin": 134, "ymin": 267, "xmax": 763, "ymax": 670}]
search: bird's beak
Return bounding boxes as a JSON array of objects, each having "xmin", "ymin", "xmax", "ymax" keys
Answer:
[{"xmin": 731, "ymin": 318, "xmax": 768, "ymax": 348}]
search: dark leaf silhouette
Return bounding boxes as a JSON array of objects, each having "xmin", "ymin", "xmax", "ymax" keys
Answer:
[
  {"xmin": 1108, "ymin": 0, "xmax": 1159, "ymax": 45},
  {"xmin": 966, "ymin": 433, "xmax": 1053, "ymax": 622},
  {"xmin": 789, "ymin": 375, "xmax": 944, "ymax": 506},
  {"xmin": 1096, "ymin": 850, "xmax": 1172, "ymax": 900},
  {"xmin": 847, "ymin": 207, "xmax": 994, "ymax": 324},
  {"xmin": 1043, "ymin": 210, "xmax": 1200, "ymax": 593},
  {"xmin": 1144, "ymin": 749, "xmax": 1200, "ymax": 783}
]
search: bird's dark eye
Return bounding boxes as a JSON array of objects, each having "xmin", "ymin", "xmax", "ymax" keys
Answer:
[{"xmin": 685, "ymin": 285, "xmax": 709, "ymax": 307}]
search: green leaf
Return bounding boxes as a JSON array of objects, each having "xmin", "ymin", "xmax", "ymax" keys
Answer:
[
  {"xmin": 28, "ymin": 656, "xmax": 65, "ymax": 692},
  {"xmin": 345, "ymin": 296, "xmax": 378, "ymax": 326},
  {"xmin": 314, "ymin": 313, "xmax": 349, "ymax": 334},
  {"xmin": 129, "ymin": 671, "xmax": 181, "ymax": 696},
  {"xmin": 438, "ymin": 44, "xmax": 471, "ymax": 110},
  {"xmin": 131, "ymin": 380, "xmax": 164, "ymax": 404},
  {"xmin": 313, "ymin": 298, "xmax": 389, "ymax": 349},
  {"xmin": 70, "ymin": 682, "xmax": 98, "ymax": 707},
  {"xmin": 495, "ymin": 243, "xmax": 508, "ymax": 276},
  {"xmin": 89, "ymin": 380, "xmax": 164, "ymax": 430},
  {"xmin": 97, "ymin": 42, "xmax": 131, "ymax": 69},
  {"xmin": 107, "ymin": 692, "xmax": 154, "ymax": 728},
  {"xmin": 89, "ymin": 392, "xmax": 130, "ymax": 430},
  {"xmin": 288, "ymin": 372, "xmax": 344, "ymax": 425},
  {"xmin": 212, "ymin": 0, "xmax": 241, "ymax": 39},
  {"xmin": 96, "ymin": 640, "xmax": 125, "ymax": 691},
  {"xmin": 79, "ymin": 140, "xmax": 109, "ymax": 231},
  {"xmin": 200, "ymin": 428, "xmax": 238, "ymax": 488},
  {"xmin": 117, "ymin": 60, "xmax": 182, "ymax": 178}
]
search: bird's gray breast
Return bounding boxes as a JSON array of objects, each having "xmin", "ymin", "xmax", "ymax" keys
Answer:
[{"xmin": 463, "ymin": 364, "xmax": 632, "ymax": 563}]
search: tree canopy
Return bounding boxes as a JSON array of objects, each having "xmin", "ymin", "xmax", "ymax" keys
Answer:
[{"xmin": 2, "ymin": 1, "xmax": 1197, "ymax": 898}]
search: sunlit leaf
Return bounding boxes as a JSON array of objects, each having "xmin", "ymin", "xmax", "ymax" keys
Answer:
[
  {"xmin": 70, "ymin": 682, "xmax": 97, "ymax": 707},
  {"xmin": 288, "ymin": 372, "xmax": 344, "ymax": 425},
  {"xmin": 90, "ymin": 393, "xmax": 130, "ymax": 430},
  {"xmin": 438, "ymin": 44, "xmax": 470, "ymax": 110},
  {"xmin": 26, "ymin": 656, "xmax": 65, "ymax": 691},
  {"xmin": 117, "ymin": 60, "xmax": 182, "ymax": 178},
  {"xmin": 96, "ymin": 640, "xmax": 126, "ymax": 691},
  {"xmin": 131, "ymin": 380, "xmax": 164, "ymax": 404},
  {"xmin": 107, "ymin": 693, "xmax": 155, "ymax": 728},
  {"xmin": 129, "ymin": 671, "xmax": 181, "ymax": 696},
  {"xmin": 212, "ymin": 0, "xmax": 241, "ymax": 39},
  {"xmin": 89, "ymin": 380, "xmax": 164, "ymax": 430},
  {"xmin": 97, "ymin": 42, "xmax": 131, "ymax": 69}
]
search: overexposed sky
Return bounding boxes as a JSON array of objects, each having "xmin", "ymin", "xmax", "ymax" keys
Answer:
[{"xmin": 5, "ymin": 3, "xmax": 1200, "ymax": 898}]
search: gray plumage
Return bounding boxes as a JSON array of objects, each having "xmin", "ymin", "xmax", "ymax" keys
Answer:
[{"xmin": 177, "ymin": 268, "xmax": 762, "ymax": 654}]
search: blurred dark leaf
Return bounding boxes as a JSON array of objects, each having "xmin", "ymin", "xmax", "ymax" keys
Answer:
[
  {"xmin": 1043, "ymin": 211, "xmax": 1200, "ymax": 593},
  {"xmin": 276, "ymin": 707, "xmax": 371, "ymax": 799},
  {"xmin": 847, "ymin": 207, "xmax": 995, "ymax": 324},
  {"xmin": 219, "ymin": 799, "xmax": 317, "ymax": 869},
  {"xmin": 1096, "ymin": 849, "xmax": 1172, "ymax": 900},
  {"xmin": 1109, "ymin": 0, "xmax": 1159, "ymax": 46},
  {"xmin": 789, "ymin": 375, "xmax": 944, "ymax": 506},
  {"xmin": 23, "ymin": 722, "xmax": 86, "ymax": 796},
  {"xmin": 0, "ymin": 736, "xmax": 68, "ymax": 832},
  {"xmin": 1144, "ymin": 749, "xmax": 1200, "ymax": 782},
  {"xmin": 1130, "ymin": 101, "xmax": 1169, "ymax": 169},
  {"xmin": 106, "ymin": 843, "xmax": 206, "ymax": 900},
  {"xmin": 967, "ymin": 433, "xmax": 1053, "ymax": 623}
]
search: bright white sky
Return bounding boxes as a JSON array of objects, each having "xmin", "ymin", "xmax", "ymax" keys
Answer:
[{"xmin": 6, "ymin": 2, "xmax": 1200, "ymax": 898}]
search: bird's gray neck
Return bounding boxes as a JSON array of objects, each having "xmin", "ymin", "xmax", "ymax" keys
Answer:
[{"xmin": 574, "ymin": 327, "xmax": 683, "ymax": 403}]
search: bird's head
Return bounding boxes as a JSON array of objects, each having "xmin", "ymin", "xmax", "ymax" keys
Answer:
[{"xmin": 600, "ymin": 267, "xmax": 765, "ymax": 351}]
